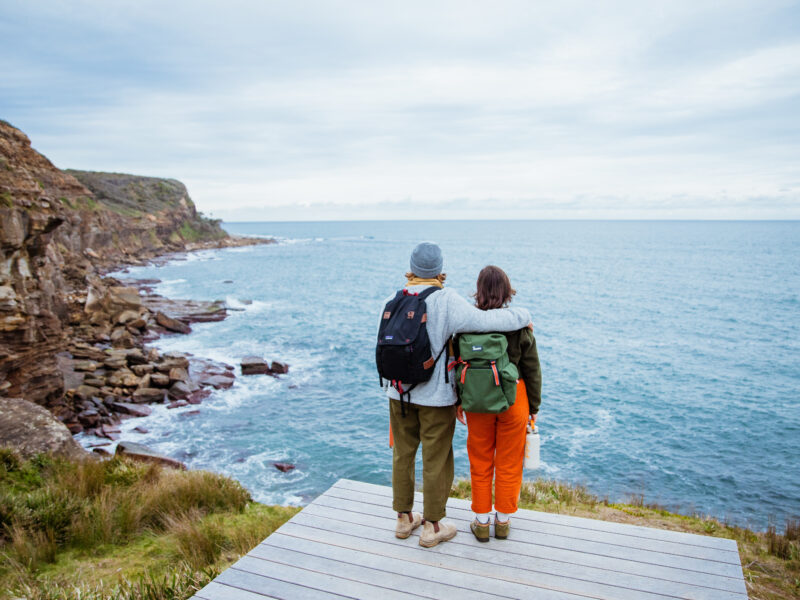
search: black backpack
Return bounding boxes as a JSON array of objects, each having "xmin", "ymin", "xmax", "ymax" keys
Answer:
[{"xmin": 376, "ymin": 287, "xmax": 449, "ymax": 411}]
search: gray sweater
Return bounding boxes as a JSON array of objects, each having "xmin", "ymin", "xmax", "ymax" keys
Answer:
[{"xmin": 379, "ymin": 285, "xmax": 531, "ymax": 407}]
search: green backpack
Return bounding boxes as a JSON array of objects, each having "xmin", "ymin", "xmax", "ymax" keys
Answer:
[{"xmin": 454, "ymin": 333, "xmax": 519, "ymax": 413}]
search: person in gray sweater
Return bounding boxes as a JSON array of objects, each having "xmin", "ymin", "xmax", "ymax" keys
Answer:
[{"xmin": 382, "ymin": 242, "xmax": 531, "ymax": 548}]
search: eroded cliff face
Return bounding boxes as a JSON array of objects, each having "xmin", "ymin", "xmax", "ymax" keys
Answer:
[{"xmin": 0, "ymin": 119, "xmax": 227, "ymax": 409}]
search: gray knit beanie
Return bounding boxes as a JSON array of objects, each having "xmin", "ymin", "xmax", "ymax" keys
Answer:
[{"xmin": 409, "ymin": 242, "xmax": 443, "ymax": 278}]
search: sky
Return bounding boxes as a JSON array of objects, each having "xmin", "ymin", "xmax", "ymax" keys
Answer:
[{"xmin": 1, "ymin": 1, "xmax": 799, "ymax": 220}]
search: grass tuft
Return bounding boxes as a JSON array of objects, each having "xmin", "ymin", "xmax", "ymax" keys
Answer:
[{"xmin": 0, "ymin": 450, "xmax": 297, "ymax": 599}]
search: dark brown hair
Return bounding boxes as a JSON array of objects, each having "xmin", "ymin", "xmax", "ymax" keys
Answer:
[{"xmin": 475, "ymin": 265, "xmax": 516, "ymax": 310}]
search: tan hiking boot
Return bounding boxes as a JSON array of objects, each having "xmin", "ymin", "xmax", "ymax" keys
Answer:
[
  {"xmin": 470, "ymin": 519, "xmax": 490, "ymax": 542},
  {"xmin": 494, "ymin": 517, "xmax": 510, "ymax": 539},
  {"xmin": 395, "ymin": 511, "xmax": 422, "ymax": 539},
  {"xmin": 419, "ymin": 520, "xmax": 457, "ymax": 547}
]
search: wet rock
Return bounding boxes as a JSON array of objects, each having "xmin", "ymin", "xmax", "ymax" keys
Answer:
[
  {"xmin": 180, "ymin": 409, "xmax": 201, "ymax": 417},
  {"xmin": 167, "ymin": 400, "xmax": 188, "ymax": 409},
  {"xmin": 274, "ymin": 462, "xmax": 295, "ymax": 472},
  {"xmin": 271, "ymin": 361, "xmax": 289, "ymax": 375},
  {"xmin": 110, "ymin": 402, "xmax": 152, "ymax": 417},
  {"xmin": 168, "ymin": 381, "xmax": 193, "ymax": 399},
  {"xmin": 155, "ymin": 311, "xmax": 191, "ymax": 334},
  {"xmin": 0, "ymin": 398, "xmax": 88, "ymax": 460},
  {"xmin": 133, "ymin": 387, "xmax": 164, "ymax": 404},
  {"xmin": 93, "ymin": 447, "xmax": 112, "ymax": 457},
  {"xmin": 78, "ymin": 409, "xmax": 100, "ymax": 427},
  {"xmin": 132, "ymin": 426, "xmax": 149, "ymax": 434},
  {"xmin": 187, "ymin": 389, "xmax": 211, "ymax": 404},
  {"xmin": 115, "ymin": 441, "xmax": 186, "ymax": 470},
  {"xmin": 241, "ymin": 356, "xmax": 271, "ymax": 375},
  {"xmin": 200, "ymin": 374, "xmax": 234, "ymax": 390}
]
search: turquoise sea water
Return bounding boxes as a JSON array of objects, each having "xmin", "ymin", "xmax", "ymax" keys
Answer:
[{"xmin": 102, "ymin": 221, "xmax": 799, "ymax": 529}]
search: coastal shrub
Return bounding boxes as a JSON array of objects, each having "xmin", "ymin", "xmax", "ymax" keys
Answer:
[
  {"xmin": 167, "ymin": 510, "xmax": 227, "ymax": 568},
  {"xmin": 0, "ymin": 190, "xmax": 13, "ymax": 207}
]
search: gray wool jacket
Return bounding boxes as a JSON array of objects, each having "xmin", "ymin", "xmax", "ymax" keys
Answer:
[{"xmin": 379, "ymin": 285, "xmax": 531, "ymax": 407}]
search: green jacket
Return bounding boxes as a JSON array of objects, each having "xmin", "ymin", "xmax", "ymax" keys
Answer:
[{"xmin": 504, "ymin": 327, "xmax": 542, "ymax": 415}]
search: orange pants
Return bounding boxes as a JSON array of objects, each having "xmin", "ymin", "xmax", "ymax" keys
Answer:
[{"xmin": 465, "ymin": 380, "xmax": 529, "ymax": 514}]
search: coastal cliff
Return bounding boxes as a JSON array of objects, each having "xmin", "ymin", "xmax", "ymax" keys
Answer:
[{"xmin": 0, "ymin": 119, "xmax": 242, "ymax": 422}]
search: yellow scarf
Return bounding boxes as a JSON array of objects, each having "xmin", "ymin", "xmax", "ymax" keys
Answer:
[{"xmin": 405, "ymin": 276, "xmax": 443, "ymax": 288}]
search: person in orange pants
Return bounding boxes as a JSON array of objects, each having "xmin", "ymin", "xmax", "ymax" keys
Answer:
[{"xmin": 457, "ymin": 266, "xmax": 542, "ymax": 541}]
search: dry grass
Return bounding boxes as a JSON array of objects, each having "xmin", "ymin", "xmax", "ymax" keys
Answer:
[
  {"xmin": 0, "ymin": 448, "xmax": 298, "ymax": 599},
  {"xmin": 451, "ymin": 477, "xmax": 800, "ymax": 600}
]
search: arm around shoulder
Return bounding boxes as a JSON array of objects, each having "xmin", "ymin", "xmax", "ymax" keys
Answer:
[{"xmin": 447, "ymin": 291, "xmax": 530, "ymax": 335}]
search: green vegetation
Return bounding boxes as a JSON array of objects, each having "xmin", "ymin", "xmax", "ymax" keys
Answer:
[
  {"xmin": 0, "ymin": 191, "xmax": 12, "ymax": 208},
  {"xmin": 58, "ymin": 197, "xmax": 75, "ymax": 210},
  {"xmin": 178, "ymin": 221, "xmax": 202, "ymax": 243},
  {"xmin": 0, "ymin": 449, "xmax": 299, "ymax": 600},
  {"xmin": 451, "ymin": 478, "xmax": 800, "ymax": 600}
]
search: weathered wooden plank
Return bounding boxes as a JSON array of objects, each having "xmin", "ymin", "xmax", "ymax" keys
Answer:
[
  {"xmin": 248, "ymin": 541, "xmax": 516, "ymax": 600},
  {"xmin": 332, "ymin": 479, "xmax": 739, "ymax": 553},
  {"xmin": 234, "ymin": 554, "xmax": 427, "ymax": 600},
  {"xmin": 193, "ymin": 581, "xmax": 279, "ymax": 600},
  {"xmin": 320, "ymin": 486, "xmax": 739, "ymax": 564},
  {"xmin": 215, "ymin": 566, "xmax": 348, "ymax": 599},
  {"xmin": 301, "ymin": 501, "xmax": 744, "ymax": 586},
  {"xmin": 287, "ymin": 511, "xmax": 747, "ymax": 598},
  {"xmin": 315, "ymin": 490, "xmax": 741, "ymax": 571},
  {"xmin": 267, "ymin": 528, "xmax": 671, "ymax": 600}
]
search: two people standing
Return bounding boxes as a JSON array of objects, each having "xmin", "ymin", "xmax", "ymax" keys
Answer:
[{"xmin": 378, "ymin": 242, "xmax": 541, "ymax": 547}]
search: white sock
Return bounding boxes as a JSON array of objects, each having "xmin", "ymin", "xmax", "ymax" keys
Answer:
[
  {"xmin": 476, "ymin": 513, "xmax": 490, "ymax": 524},
  {"xmin": 496, "ymin": 511, "xmax": 510, "ymax": 522}
]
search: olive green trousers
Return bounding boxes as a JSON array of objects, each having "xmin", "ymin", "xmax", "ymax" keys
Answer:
[{"xmin": 389, "ymin": 399, "xmax": 455, "ymax": 522}]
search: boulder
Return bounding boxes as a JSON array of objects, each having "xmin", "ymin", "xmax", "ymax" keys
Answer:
[
  {"xmin": 168, "ymin": 367, "xmax": 189, "ymax": 383},
  {"xmin": 274, "ymin": 462, "xmax": 295, "ymax": 472},
  {"xmin": 107, "ymin": 368, "xmax": 139, "ymax": 388},
  {"xmin": 73, "ymin": 360, "xmax": 99, "ymax": 372},
  {"xmin": 109, "ymin": 402, "xmax": 152, "ymax": 417},
  {"xmin": 150, "ymin": 372, "xmax": 170, "ymax": 387},
  {"xmin": 0, "ymin": 398, "xmax": 87, "ymax": 460},
  {"xmin": 74, "ymin": 384, "xmax": 101, "ymax": 399},
  {"xmin": 271, "ymin": 361, "xmax": 290, "ymax": 374},
  {"xmin": 200, "ymin": 374, "xmax": 234, "ymax": 390},
  {"xmin": 187, "ymin": 389, "xmax": 211, "ymax": 404},
  {"xmin": 115, "ymin": 309, "xmax": 140, "ymax": 325},
  {"xmin": 131, "ymin": 364, "xmax": 154, "ymax": 376},
  {"xmin": 115, "ymin": 441, "xmax": 186, "ymax": 470},
  {"xmin": 168, "ymin": 381, "xmax": 193, "ymax": 399},
  {"xmin": 241, "ymin": 356, "xmax": 271, "ymax": 375},
  {"xmin": 132, "ymin": 426, "xmax": 149, "ymax": 434},
  {"xmin": 133, "ymin": 387, "xmax": 165, "ymax": 404},
  {"xmin": 155, "ymin": 311, "xmax": 191, "ymax": 334},
  {"xmin": 167, "ymin": 400, "xmax": 188, "ymax": 409},
  {"xmin": 124, "ymin": 348, "xmax": 148, "ymax": 365}
]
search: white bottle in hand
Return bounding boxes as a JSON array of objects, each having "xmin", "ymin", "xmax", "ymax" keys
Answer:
[{"xmin": 524, "ymin": 420, "xmax": 540, "ymax": 470}]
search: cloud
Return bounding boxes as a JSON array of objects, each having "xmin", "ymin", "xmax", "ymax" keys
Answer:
[{"xmin": 1, "ymin": 0, "xmax": 798, "ymax": 219}]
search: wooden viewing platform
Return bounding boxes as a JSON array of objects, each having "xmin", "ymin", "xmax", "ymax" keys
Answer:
[{"xmin": 192, "ymin": 479, "xmax": 747, "ymax": 599}]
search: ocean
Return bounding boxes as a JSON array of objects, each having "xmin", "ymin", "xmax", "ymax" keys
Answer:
[{"xmin": 99, "ymin": 220, "xmax": 799, "ymax": 529}]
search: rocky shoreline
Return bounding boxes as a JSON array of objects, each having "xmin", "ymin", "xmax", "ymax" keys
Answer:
[
  {"xmin": 0, "ymin": 118, "xmax": 281, "ymax": 464},
  {"xmin": 59, "ymin": 239, "xmax": 277, "ymax": 455}
]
